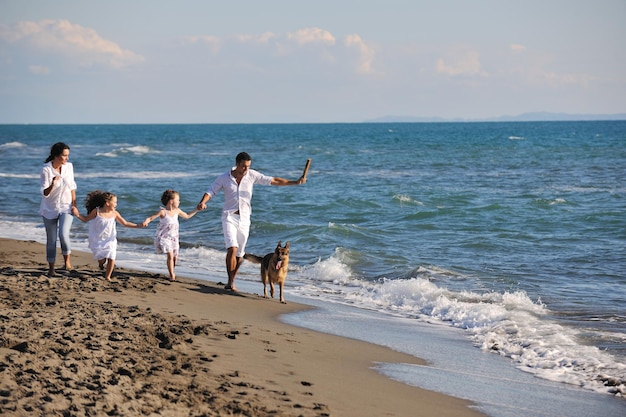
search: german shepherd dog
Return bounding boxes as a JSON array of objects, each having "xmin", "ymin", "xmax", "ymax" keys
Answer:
[{"xmin": 244, "ymin": 241, "xmax": 290, "ymax": 303}]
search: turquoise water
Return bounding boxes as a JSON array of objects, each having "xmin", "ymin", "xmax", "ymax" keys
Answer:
[{"xmin": 1, "ymin": 122, "xmax": 624, "ymax": 415}]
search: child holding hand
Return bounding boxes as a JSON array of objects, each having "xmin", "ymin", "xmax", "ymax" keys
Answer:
[
  {"xmin": 143, "ymin": 189, "xmax": 197, "ymax": 281},
  {"xmin": 72, "ymin": 190, "xmax": 143, "ymax": 281}
]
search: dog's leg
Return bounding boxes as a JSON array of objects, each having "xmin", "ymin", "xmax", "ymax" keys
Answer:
[
  {"xmin": 262, "ymin": 272, "xmax": 270, "ymax": 299},
  {"xmin": 279, "ymin": 281, "xmax": 286, "ymax": 304},
  {"xmin": 269, "ymin": 281, "xmax": 275, "ymax": 299}
]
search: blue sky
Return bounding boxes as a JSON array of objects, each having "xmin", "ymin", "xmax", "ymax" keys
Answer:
[{"xmin": 1, "ymin": 0, "xmax": 625, "ymax": 123}]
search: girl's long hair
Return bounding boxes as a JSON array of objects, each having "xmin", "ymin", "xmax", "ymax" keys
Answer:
[
  {"xmin": 161, "ymin": 189, "xmax": 178, "ymax": 206},
  {"xmin": 84, "ymin": 190, "xmax": 115, "ymax": 213}
]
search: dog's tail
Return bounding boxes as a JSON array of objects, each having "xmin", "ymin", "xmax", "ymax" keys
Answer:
[{"xmin": 243, "ymin": 253, "xmax": 263, "ymax": 264}]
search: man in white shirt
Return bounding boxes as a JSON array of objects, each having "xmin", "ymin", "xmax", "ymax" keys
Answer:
[{"xmin": 197, "ymin": 152, "xmax": 306, "ymax": 291}]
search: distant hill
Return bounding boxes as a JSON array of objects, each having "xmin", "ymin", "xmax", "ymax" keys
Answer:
[
  {"xmin": 491, "ymin": 112, "xmax": 626, "ymax": 122},
  {"xmin": 365, "ymin": 112, "xmax": 626, "ymax": 123}
]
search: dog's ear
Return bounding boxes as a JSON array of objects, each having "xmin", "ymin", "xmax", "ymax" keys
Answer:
[
  {"xmin": 285, "ymin": 241, "xmax": 290, "ymax": 249},
  {"xmin": 276, "ymin": 240, "xmax": 282, "ymax": 248}
]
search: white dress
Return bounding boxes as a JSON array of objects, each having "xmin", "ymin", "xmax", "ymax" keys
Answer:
[
  {"xmin": 154, "ymin": 208, "xmax": 179, "ymax": 257},
  {"xmin": 88, "ymin": 209, "xmax": 117, "ymax": 260}
]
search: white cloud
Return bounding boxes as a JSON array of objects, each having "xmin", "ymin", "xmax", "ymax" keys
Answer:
[
  {"xmin": 180, "ymin": 27, "xmax": 376, "ymax": 75},
  {"xmin": 181, "ymin": 35, "xmax": 223, "ymax": 53},
  {"xmin": 504, "ymin": 46, "xmax": 595, "ymax": 89},
  {"xmin": 521, "ymin": 68, "xmax": 595, "ymax": 88},
  {"xmin": 234, "ymin": 32, "xmax": 277, "ymax": 44},
  {"xmin": 187, "ymin": 27, "xmax": 336, "ymax": 51},
  {"xmin": 0, "ymin": 19, "xmax": 144, "ymax": 69},
  {"xmin": 287, "ymin": 27, "xmax": 335, "ymax": 45},
  {"xmin": 436, "ymin": 50, "xmax": 487, "ymax": 77},
  {"xmin": 28, "ymin": 65, "xmax": 49, "ymax": 75},
  {"xmin": 345, "ymin": 34, "xmax": 377, "ymax": 75}
]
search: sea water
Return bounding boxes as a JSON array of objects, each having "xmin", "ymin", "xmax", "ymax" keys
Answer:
[{"xmin": 0, "ymin": 122, "xmax": 624, "ymax": 417}]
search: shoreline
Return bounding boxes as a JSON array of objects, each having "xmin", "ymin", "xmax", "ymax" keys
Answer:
[{"xmin": 0, "ymin": 237, "xmax": 485, "ymax": 416}]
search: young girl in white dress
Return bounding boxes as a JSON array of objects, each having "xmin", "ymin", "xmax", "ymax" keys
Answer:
[
  {"xmin": 72, "ymin": 190, "xmax": 143, "ymax": 281},
  {"xmin": 143, "ymin": 189, "xmax": 197, "ymax": 281}
]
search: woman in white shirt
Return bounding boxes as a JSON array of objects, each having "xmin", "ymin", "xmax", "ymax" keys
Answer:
[{"xmin": 39, "ymin": 142, "xmax": 77, "ymax": 277}]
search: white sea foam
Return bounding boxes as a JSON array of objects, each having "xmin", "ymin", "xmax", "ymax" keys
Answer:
[
  {"xmin": 305, "ymin": 253, "xmax": 355, "ymax": 285},
  {"xmin": 0, "ymin": 141, "xmax": 27, "ymax": 149},
  {"xmin": 96, "ymin": 145, "xmax": 159, "ymax": 158},
  {"xmin": 114, "ymin": 245, "xmax": 226, "ymax": 280},
  {"xmin": 78, "ymin": 171, "xmax": 196, "ymax": 180},
  {"xmin": 392, "ymin": 194, "xmax": 424, "ymax": 205},
  {"xmin": 0, "ymin": 173, "xmax": 39, "ymax": 179},
  {"xmin": 549, "ymin": 198, "xmax": 567, "ymax": 205},
  {"xmin": 0, "ymin": 219, "xmax": 43, "ymax": 242}
]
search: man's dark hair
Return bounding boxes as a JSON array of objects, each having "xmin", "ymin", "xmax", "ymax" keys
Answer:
[{"xmin": 236, "ymin": 152, "xmax": 251, "ymax": 164}]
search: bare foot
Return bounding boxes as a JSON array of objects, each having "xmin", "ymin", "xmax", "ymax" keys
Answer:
[
  {"xmin": 47, "ymin": 269, "xmax": 57, "ymax": 277},
  {"xmin": 224, "ymin": 284, "xmax": 238, "ymax": 292}
]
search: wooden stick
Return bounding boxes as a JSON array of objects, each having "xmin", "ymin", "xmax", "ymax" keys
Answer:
[{"xmin": 302, "ymin": 158, "xmax": 311, "ymax": 180}]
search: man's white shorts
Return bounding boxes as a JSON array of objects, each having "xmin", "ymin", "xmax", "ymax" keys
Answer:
[{"xmin": 221, "ymin": 211, "xmax": 250, "ymax": 257}]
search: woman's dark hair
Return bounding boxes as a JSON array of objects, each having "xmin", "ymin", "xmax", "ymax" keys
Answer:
[
  {"xmin": 45, "ymin": 142, "xmax": 70, "ymax": 163},
  {"xmin": 161, "ymin": 189, "xmax": 178, "ymax": 206},
  {"xmin": 84, "ymin": 190, "xmax": 115, "ymax": 213}
]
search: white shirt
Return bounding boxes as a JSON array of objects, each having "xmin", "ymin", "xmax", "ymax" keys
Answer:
[
  {"xmin": 206, "ymin": 168, "xmax": 273, "ymax": 220},
  {"xmin": 39, "ymin": 161, "xmax": 77, "ymax": 219}
]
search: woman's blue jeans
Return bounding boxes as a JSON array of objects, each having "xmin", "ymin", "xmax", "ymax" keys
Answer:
[{"xmin": 43, "ymin": 213, "xmax": 74, "ymax": 263}]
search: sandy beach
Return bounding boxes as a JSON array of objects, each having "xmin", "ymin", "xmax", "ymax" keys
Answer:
[{"xmin": 0, "ymin": 238, "xmax": 484, "ymax": 416}]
